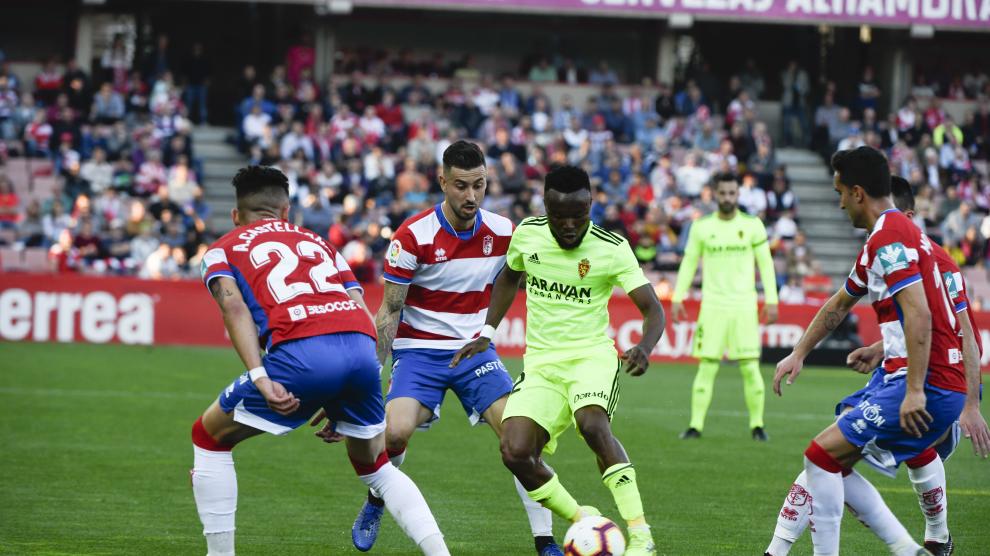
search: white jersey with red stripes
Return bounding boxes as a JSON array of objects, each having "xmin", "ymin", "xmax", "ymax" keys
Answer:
[
  {"xmin": 844, "ymin": 209, "xmax": 966, "ymax": 393},
  {"xmin": 383, "ymin": 204, "xmax": 513, "ymax": 351}
]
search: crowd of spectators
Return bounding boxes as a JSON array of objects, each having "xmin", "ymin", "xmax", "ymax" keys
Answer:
[
  {"xmin": 0, "ymin": 36, "xmax": 216, "ymax": 279},
  {"xmin": 233, "ymin": 46, "xmax": 819, "ymax": 295},
  {"xmin": 808, "ymin": 65, "xmax": 990, "ymax": 280}
]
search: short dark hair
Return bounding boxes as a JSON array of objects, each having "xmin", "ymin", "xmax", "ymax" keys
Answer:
[
  {"xmin": 830, "ymin": 146, "xmax": 890, "ymax": 198},
  {"xmin": 711, "ymin": 173, "xmax": 738, "ymax": 187},
  {"xmin": 232, "ymin": 166, "xmax": 290, "ymax": 211},
  {"xmin": 442, "ymin": 140, "xmax": 485, "ymax": 173},
  {"xmin": 890, "ymin": 175, "xmax": 914, "ymax": 212},
  {"xmin": 545, "ymin": 165, "xmax": 591, "ymax": 194}
]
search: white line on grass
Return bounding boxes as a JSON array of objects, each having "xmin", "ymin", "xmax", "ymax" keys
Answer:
[{"xmin": 0, "ymin": 386, "xmax": 204, "ymax": 400}]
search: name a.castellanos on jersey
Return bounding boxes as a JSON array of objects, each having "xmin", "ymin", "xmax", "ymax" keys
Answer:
[
  {"xmin": 229, "ymin": 220, "xmax": 333, "ymax": 253},
  {"xmin": 526, "ymin": 275, "xmax": 593, "ymax": 304}
]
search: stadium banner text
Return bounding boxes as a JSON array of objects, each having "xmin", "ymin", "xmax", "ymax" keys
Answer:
[
  {"xmin": 355, "ymin": 0, "xmax": 990, "ymax": 30},
  {"xmin": 3, "ymin": 274, "xmax": 990, "ymax": 371}
]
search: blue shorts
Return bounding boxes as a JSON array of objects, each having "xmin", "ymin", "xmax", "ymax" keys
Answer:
[
  {"xmin": 387, "ymin": 346, "xmax": 514, "ymax": 428},
  {"xmin": 836, "ymin": 370, "xmax": 965, "ymax": 477},
  {"xmin": 218, "ymin": 333, "xmax": 385, "ymax": 439}
]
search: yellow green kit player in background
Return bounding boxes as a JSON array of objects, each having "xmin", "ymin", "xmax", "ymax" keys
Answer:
[
  {"xmin": 453, "ymin": 165, "xmax": 665, "ymax": 556},
  {"xmin": 671, "ymin": 174, "xmax": 779, "ymax": 441}
]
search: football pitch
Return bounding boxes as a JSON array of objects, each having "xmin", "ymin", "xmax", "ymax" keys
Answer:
[{"xmin": 1, "ymin": 343, "xmax": 988, "ymax": 555}]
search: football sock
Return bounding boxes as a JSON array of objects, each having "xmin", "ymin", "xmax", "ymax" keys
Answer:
[
  {"xmin": 527, "ymin": 473, "xmax": 580, "ymax": 521},
  {"xmin": 689, "ymin": 359, "xmax": 720, "ymax": 431},
  {"xmin": 804, "ymin": 442, "xmax": 844, "ymax": 556},
  {"xmin": 191, "ymin": 418, "xmax": 237, "ymax": 555},
  {"xmin": 602, "ymin": 463, "xmax": 645, "ymax": 525},
  {"xmin": 369, "ymin": 447, "xmax": 407, "ymax": 502},
  {"xmin": 906, "ymin": 449, "xmax": 949, "ymax": 543},
  {"xmin": 738, "ymin": 359, "xmax": 765, "ymax": 429},
  {"xmin": 767, "ymin": 470, "xmax": 810, "ymax": 556},
  {"xmin": 515, "ymin": 475, "xmax": 554, "ymax": 537},
  {"xmin": 842, "ymin": 469, "xmax": 915, "ymax": 551},
  {"xmin": 353, "ymin": 453, "xmax": 447, "ymax": 555}
]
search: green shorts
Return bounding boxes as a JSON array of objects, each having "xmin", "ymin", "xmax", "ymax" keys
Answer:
[
  {"xmin": 501, "ymin": 347, "xmax": 620, "ymax": 455},
  {"xmin": 693, "ymin": 304, "xmax": 761, "ymax": 361}
]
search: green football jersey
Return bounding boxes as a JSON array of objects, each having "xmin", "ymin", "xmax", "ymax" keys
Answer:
[
  {"xmin": 671, "ymin": 211, "xmax": 778, "ymax": 308},
  {"xmin": 506, "ymin": 217, "xmax": 650, "ymax": 356}
]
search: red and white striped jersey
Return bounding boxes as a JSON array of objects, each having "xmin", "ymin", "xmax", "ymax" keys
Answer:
[
  {"xmin": 845, "ymin": 209, "xmax": 966, "ymax": 393},
  {"xmin": 383, "ymin": 205, "xmax": 513, "ymax": 351},
  {"xmin": 933, "ymin": 243, "xmax": 983, "ymax": 358}
]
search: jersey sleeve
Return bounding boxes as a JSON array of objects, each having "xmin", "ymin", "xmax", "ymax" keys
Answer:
[
  {"xmin": 866, "ymin": 228, "xmax": 922, "ymax": 296},
  {"xmin": 751, "ymin": 219, "xmax": 778, "ymax": 304},
  {"xmin": 334, "ymin": 250, "xmax": 362, "ymax": 291},
  {"xmin": 505, "ymin": 226, "xmax": 527, "ymax": 272},
  {"xmin": 611, "ymin": 239, "xmax": 651, "ymax": 293},
  {"xmin": 844, "ymin": 246, "xmax": 869, "ymax": 298},
  {"xmin": 947, "ymin": 270, "xmax": 968, "ymax": 313},
  {"xmin": 201, "ymin": 245, "xmax": 234, "ymax": 289},
  {"xmin": 382, "ymin": 226, "xmax": 419, "ymax": 284}
]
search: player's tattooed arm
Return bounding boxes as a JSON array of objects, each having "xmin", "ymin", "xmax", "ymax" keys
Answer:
[
  {"xmin": 208, "ymin": 276, "xmax": 263, "ymax": 370},
  {"xmin": 375, "ymin": 282, "xmax": 410, "ymax": 366}
]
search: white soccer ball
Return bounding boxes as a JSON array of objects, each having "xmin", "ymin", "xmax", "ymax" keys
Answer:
[{"xmin": 563, "ymin": 515, "xmax": 626, "ymax": 556}]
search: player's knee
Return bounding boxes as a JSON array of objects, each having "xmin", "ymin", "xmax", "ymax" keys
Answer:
[
  {"xmin": 500, "ymin": 436, "xmax": 537, "ymax": 473},
  {"xmin": 576, "ymin": 417, "xmax": 614, "ymax": 451},
  {"xmin": 191, "ymin": 416, "xmax": 233, "ymax": 451}
]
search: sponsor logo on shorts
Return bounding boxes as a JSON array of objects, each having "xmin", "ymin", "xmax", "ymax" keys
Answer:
[
  {"xmin": 472, "ymin": 359, "xmax": 507, "ymax": 378},
  {"xmin": 852, "ymin": 418, "xmax": 868, "ymax": 434},
  {"xmin": 573, "ymin": 390, "xmax": 610, "ymax": 404},
  {"xmin": 857, "ymin": 399, "xmax": 886, "ymax": 427}
]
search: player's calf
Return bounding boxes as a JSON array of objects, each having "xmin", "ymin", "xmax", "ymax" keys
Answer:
[{"xmin": 191, "ymin": 415, "xmax": 239, "ymax": 556}]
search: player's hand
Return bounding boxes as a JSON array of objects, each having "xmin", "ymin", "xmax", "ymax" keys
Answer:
[
  {"xmin": 309, "ymin": 409, "xmax": 345, "ymax": 443},
  {"xmin": 959, "ymin": 404, "xmax": 990, "ymax": 459},
  {"xmin": 846, "ymin": 345, "xmax": 882, "ymax": 374},
  {"xmin": 899, "ymin": 389, "xmax": 933, "ymax": 439},
  {"xmin": 621, "ymin": 345, "xmax": 650, "ymax": 376},
  {"xmin": 670, "ymin": 302, "xmax": 687, "ymax": 323},
  {"xmin": 773, "ymin": 352, "xmax": 804, "ymax": 396},
  {"xmin": 761, "ymin": 303, "xmax": 778, "ymax": 325},
  {"xmin": 450, "ymin": 338, "xmax": 490, "ymax": 368},
  {"xmin": 254, "ymin": 377, "xmax": 300, "ymax": 416}
]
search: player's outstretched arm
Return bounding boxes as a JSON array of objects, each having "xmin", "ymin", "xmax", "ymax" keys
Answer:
[
  {"xmin": 957, "ymin": 309, "xmax": 990, "ymax": 458},
  {"xmin": 773, "ymin": 288, "xmax": 859, "ymax": 396},
  {"xmin": 846, "ymin": 341, "xmax": 884, "ymax": 374},
  {"xmin": 670, "ymin": 220, "xmax": 702, "ymax": 323},
  {"xmin": 622, "ymin": 284, "xmax": 665, "ymax": 376},
  {"xmin": 894, "ymin": 282, "xmax": 933, "ymax": 438},
  {"xmin": 754, "ymin": 230, "xmax": 779, "ymax": 324},
  {"xmin": 208, "ymin": 276, "xmax": 299, "ymax": 415},
  {"xmin": 450, "ymin": 264, "xmax": 524, "ymax": 367},
  {"xmin": 374, "ymin": 281, "xmax": 410, "ymax": 366}
]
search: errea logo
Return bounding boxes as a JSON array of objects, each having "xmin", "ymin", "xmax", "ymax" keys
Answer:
[{"xmin": 435, "ymin": 248, "xmax": 448, "ymax": 262}]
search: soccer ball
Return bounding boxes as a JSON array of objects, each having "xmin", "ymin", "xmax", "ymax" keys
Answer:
[{"xmin": 563, "ymin": 516, "xmax": 626, "ymax": 556}]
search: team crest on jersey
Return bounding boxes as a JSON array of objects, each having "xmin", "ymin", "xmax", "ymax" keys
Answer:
[
  {"xmin": 482, "ymin": 235, "xmax": 493, "ymax": 256},
  {"xmin": 387, "ymin": 240, "xmax": 402, "ymax": 266},
  {"xmin": 578, "ymin": 258, "xmax": 590, "ymax": 279},
  {"xmin": 877, "ymin": 242, "xmax": 909, "ymax": 275}
]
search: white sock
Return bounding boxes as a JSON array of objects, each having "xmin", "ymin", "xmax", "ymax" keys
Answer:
[
  {"xmin": 370, "ymin": 448, "xmax": 407, "ymax": 500},
  {"xmin": 766, "ymin": 471, "xmax": 811, "ymax": 556},
  {"xmin": 515, "ymin": 475, "xmax": 553, "ymax": 537},
  {"xmin": 908, "ymin": 457, "xmax": 949, "ymax": 543},
  {"xmin": 192, "ymin": 447, "xmax": 237, "ymax": 552},
  {"xmin": 804, "ymin": 456, "xmax": 843, "ymax": 556},
  {"xmin": 205, "ymin": 531, "xmax": 235, "ymax": 556},
  {"xmin": 359, "ymin": 462, "xmax": 447, "ymax": 555},
  {"xmin": 842, "ymin": 470, "xmax": 917, "ymax": 553}
]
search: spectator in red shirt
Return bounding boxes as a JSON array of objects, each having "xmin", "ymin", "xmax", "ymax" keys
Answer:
[
  {"xmin": 0, "ymin": 175, "xmax": 20, "ymax": 229},
  {"xmin": 285, "ymin": 34, "xmax": 315, "ymax": 89},
  {"xmin": 627, "ymin": 171, "xmax": 655, "ymax": 208},
  {"xmin": 34, "ymin": 58, "xmax": 63, "ymax": 106}
]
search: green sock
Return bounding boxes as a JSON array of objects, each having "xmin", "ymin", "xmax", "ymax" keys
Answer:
[
  {"xmin": 739, "ymin": 359, "xmax": 765, "ymax": 429},
  {"xmin": 689, "ymin": 359, "xmax": 720, "ymax": 431},
  {"xmin": 602, "ymin": 463, "xmax": 644, "ymax": 522},
  {"xmin": 527, "ymin": 474, "xmax": 579, "ymax": 521}
]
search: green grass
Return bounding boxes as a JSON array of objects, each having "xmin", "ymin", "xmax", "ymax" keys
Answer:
[{"xmin": 0, "ymin": 343, "xmax": 988, "ymax": 555}]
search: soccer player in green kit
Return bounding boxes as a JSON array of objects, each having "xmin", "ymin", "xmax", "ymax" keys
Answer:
[
  {"xmin": 672, "ymin": 173, "xmax": 779, "ymax": 441},
  {"xmin": 452, "ymin": 165, "xmax": 665, "ymax": 556}
]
